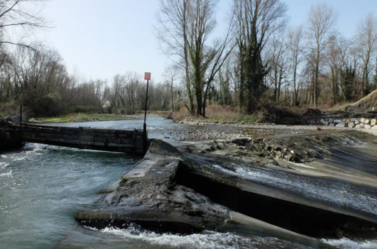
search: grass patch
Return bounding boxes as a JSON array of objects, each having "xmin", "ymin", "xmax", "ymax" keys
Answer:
[{"xmin": 29, "ymin": 113, "xmax": 136, "ymax": 123}]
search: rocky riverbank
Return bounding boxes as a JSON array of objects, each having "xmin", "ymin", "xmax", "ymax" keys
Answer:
[
  {"xmin": 181, "ymin": 130, "xmax": 377, "ymax": 189},
  {"xmin": 322, "ymin": 117, "xmax": 377, "ymax": 129},
  {"xmin": 182, "ymin": 131, "xmax": 367, "ymax": 165},
  {"xmin": 167, "ymin": 118, "xmax": 338, "ymax": 142},
  {"xmin": 169, "ymin": 116, "xmax": 377, "ymax": 142}
]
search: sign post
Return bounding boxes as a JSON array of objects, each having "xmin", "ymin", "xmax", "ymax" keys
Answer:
[{"xmin": 143, "ymin": 72, "xmax": 151, "ymax": 153}]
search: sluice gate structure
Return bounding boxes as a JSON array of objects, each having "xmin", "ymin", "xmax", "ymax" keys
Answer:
[{"xmin": 0, "ymin": 123, "xmax": 147, "ymax": 154}]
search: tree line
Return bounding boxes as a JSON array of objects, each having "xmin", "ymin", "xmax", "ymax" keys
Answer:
[
  {"xmin": 0, "ymin": 1, "xmax": 182, "ymax": 116},
  {"xmin": 0, "ymin": 44, "xmax": 180, "ymax": 116},
  {"xmin": 1, "ymin": 0, "xmax": 377, "ymax": 118},
  {"xmin": 157, "ymin": 0, "xmax": 377, "ymax": 116}
]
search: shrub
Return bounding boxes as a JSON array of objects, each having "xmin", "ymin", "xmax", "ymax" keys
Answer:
[{"xmin": 68, "ymin": 105, "xmax": 102, "ymax": 114}]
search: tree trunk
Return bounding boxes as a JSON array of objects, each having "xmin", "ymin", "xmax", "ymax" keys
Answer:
[{"xmin": 170, "ymin": 80, "xmax": 174, "ymax": 112}]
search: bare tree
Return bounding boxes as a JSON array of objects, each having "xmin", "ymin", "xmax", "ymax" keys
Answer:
[
  {"xmin": 214, "ymin": 59, "xmax": 233, "ymax": 106},
  {"xmin": 0, "ymin": 0, "xmax": 46, "ymax": 105},
  {"xmin": 157, "ymin": 0, "xmax": 195, "ymax": 114},
  {"xmin": 287, "ymin": 26, "xmax": 304, "ymax": 106},
  {"xmin": 326, "ymin": 34, "xmax": 355, "ymax": 103},
  {"xmin": 0, "ymin": 0, "xmax": 46, "ymax": 49},
  {"xmin": 307, "ymin": 3, "xmax": 336, "ymax": 107},
  {"xmin": 233, "ymin": 0, "xmax": 287, "ymax": 114},
  {"xmin": 327, "ymin": 34, "xmax": 341, "ymax": 104},
  {"xmin": 357, "ymin": 13, "xmax": 377, "ymax": 96},
  {"xmin": 157, "ymin": 0, "xmax": 234, "ymax": 116},
  {"xmin": 267, "ymin": 30, "xmax": 288, "ymax": 102},
  {"xmin": 164, "ymin": 65, "xmax": 180, "ymax": 112}
]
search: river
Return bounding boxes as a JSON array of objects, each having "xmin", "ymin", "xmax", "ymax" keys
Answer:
[{"xmin": 0, "ymin": 116, "xmax": 376, "ymax": 249}]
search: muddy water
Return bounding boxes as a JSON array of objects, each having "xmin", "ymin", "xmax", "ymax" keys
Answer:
[{"xmin": 1, "ymin": 117, "xmax": 377, "ymax": 249}]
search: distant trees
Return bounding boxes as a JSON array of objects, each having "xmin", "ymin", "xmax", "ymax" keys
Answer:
[
  {"xmin": 216, "ymin": 61, "xmax": 233, "ymax": 106},
  {"xmin": 163, "ymin": 65, "xmax": 180, "ymax": 112},
  {"xmin": 341, "ymin": 64, "xmax": 356, "ymax": 102},
  {"xmin": 105, "ymin": 73, "xmax": 142, "ymax": 114},
  {"xmin": 0, "ymin": 0, "xmax": 179, "ymax": 117},
  {"xmin": 0, "ymin": 46, "xmax": 105, "ymax": 116},
  {"xmin": 287, "ymin": 26, "xmax": 304, "ymax": 106},
  {"xmin": 327, "ymin": 35, "xmax": 341, "ymax": 104},
  {"xmin": 267, "ymin": 30, "xmax": 288, "ymax": 103},
  {"xmin": 12, "ymin": 47, "xmax": 71, "ymax": 116},
  {"xmin": 357, "ymin": 13, "xmax": 377, "ymax": 96}
]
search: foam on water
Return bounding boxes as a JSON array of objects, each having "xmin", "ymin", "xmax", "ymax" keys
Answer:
[
  {"xmin": 99, "ymin": 227, "xmax": 249, "ymax": 249},
  {"xmin": 323, "ymin": 238, "xmax": 377, "ymax": 249},
  {"xmin": 0, "ymin": 162, "xmax": 9, "ymax": 169},
  {"xmin": 0, "ymin": 170, "xmax": 12, "ymax": 177},
  {"xmin": 25, "ymin": 143, "xmax": 47, "ymax": 155},
  {"xmin": 2, "ymin": 143, "xmax": 48, "ymax": 162},
  {"xmin": 92, "ymin": 225, "xmax": 310, "ymax": 249},
  {"xmin": 210, "ymin": 164, "xmax": 377, "ymax": 216}
]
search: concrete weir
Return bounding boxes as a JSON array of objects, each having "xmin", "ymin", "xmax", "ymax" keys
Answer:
[
  {"xmin": 0, "ymin": 123, "xmax": 146, "ymax": 154},
  {"xmin": 75, "ymin": 140, "xmax": 343, "ymax": 248}
]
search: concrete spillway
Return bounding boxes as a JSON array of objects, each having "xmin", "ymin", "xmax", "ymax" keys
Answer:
[{"xmin": 74, "ymin": 140, "xmax": 349, "ymax": 249}]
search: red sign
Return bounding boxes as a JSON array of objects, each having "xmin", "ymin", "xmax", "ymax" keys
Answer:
[{"xmin": 144, "ymin": 72, "xmax": 151, "ymax": 81}]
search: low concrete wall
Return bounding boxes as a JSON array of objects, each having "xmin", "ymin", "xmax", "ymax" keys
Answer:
[
  {"xmin": 19, "ymin": 124, "xmax": 146, "ymax": 154},
  {"xmin": 0, "ymin": 121, "xmax": 147, "ymax": 154}
]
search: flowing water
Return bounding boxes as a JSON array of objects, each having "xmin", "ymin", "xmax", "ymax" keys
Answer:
[{"xmin": 1, "ymin": 117, "xmax": 377, "ymax": 249}]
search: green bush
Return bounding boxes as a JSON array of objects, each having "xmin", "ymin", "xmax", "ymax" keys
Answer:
[
  {"xmin": 68, "ymin": 105, "xmax": 102, "ymax": 114},
  {"xmin": 22, "ymin": 92, "xmax": 63, "ymax": 117},
  {"xmin": 0, "ymin": 100, "xmax": 18, "ymax": 118}
]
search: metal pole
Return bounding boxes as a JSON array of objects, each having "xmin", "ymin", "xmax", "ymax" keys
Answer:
[{"xmin": 143, "ymin": 80, "xmax": 149, "ymax": 152}]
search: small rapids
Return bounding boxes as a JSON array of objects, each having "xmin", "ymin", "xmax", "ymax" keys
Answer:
[
  {"xmin": 209, "ymin": 164, "xmax": 377, "ymax": 216},
  {"xmin": 0, "ymin": 140, "xmax": 136, "ymax": 249},
  {"xmin": 0, "ymin": 170, "xmax": 12, "ymax": 177},
  {"xmin": 88, "ymin": 225, "xmax": 311, "ymax": 249},
  {"xmin": 0, "ymin": 161, "xmax": 9, "ymax": 169},
  {"xmin": 0, "ymin": 157, "xmax": 11, "ymax": 177},
  {"xmin": 323, "ymin": 238, "xmax": 377, "ymax": 249}
]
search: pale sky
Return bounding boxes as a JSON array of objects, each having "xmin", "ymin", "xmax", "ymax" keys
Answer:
[{"xmin": 37, "ymin": 0, "xmax": 377, "ymax": 84}]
